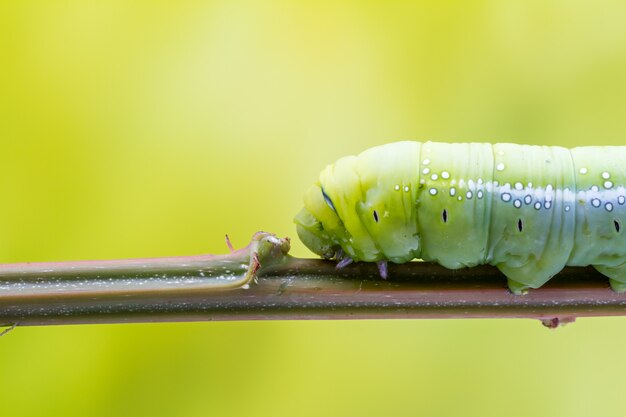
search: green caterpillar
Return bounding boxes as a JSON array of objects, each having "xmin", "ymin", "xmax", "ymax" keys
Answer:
[{"xmin": 294, "ymin": 141, "xmax": 626, "ymax": 294}]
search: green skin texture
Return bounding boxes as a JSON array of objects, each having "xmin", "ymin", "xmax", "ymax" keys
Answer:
[{"xmin": 294, "ymin": 141, "xmax": 626, "ymax": 294}]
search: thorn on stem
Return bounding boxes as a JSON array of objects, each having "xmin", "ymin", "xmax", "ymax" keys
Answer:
[
  {"xmin": 541, "ymin": 316, "xmax": 576, "ymax": 329},
  {"xmin": 250, "ymin": 252, "xmax": 261, "ymax": 276},
  {"xmin": 225, "ymin": 234, "xmax": 235, "ymax": 253},
  {"xmin": 0, "ymin": 323, "xmax": 18, "ymax": 337}
]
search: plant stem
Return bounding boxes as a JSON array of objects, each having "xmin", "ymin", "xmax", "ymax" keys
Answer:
[{"xmin": 0, "ymin": 232, "xmax": 624, "ymax": 328}]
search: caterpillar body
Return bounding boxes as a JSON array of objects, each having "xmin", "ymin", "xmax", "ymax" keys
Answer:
[{"xmin": 294, "ymin": 141, "xmax": 626, "ymax": 294}]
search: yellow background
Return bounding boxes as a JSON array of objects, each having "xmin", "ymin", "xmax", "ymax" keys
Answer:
[{"xmin": 2, "ymin": 1, "xmax": 626, "ymax": 416}]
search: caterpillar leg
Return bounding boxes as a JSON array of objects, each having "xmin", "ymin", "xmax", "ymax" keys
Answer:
[
  {"xmin": 376, "ymin": 260, "xmax": 388, "ymax": 279},
  {"xmin": 336, "ymin": 256, "xmax": 353, "ymax": 269},
  {"xmin": 497, "ymin": 263, "xmax": 560, "ymax": 295},
  {"xmin": 594, "ymin": 265, "xmax": 626, "ymax": 293},
  {"xmin": 610, "ymin": 280, "xmax": 626, "ymax": 293}
]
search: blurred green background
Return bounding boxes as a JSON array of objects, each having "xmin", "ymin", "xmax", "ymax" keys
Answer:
[{"xmin": 1, "ymin": 1, "xmax": 626, "ymax": 416}]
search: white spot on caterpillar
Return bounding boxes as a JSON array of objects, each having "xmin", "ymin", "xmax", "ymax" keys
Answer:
[
  {"xmin": 524, "ymin": 195, "xmax": 532, "ymax": 204},
  {"xmin": 619, "ymin": 196, "xmax": 626, "ymax": 205},
  {"xmin": 514, "ymin": 199, "xmax": 522, "ymax": 208},
  {"xmin": 591, "ymin": 185, "xmax": 599, "ymax": 192},
  {"xmin": 602, "ymin": 172, "xmax": 611, "ymax": 179},
  {"xmin": 565, "ymin": 205, "xmax": 571, "ymax": 212},
  {"xmin": 477, "ymin": 178, "xmax": 484, "ymax": 185},
  {"xmin": 528, "ymin": 182, "xmax": 533, "ymax": 188},
  {"xmin": 496, "ymin": 163, "xmax": 505, "ymax": 171},
  {"xmin": 429, "ymin": 188, "xmax": 438, "ymax": 196},
  {"xmin": 605, "ymin": 202, "xmax": 614, "ymax": 212},
  {"xmin": 477, "ymin": 190, "xmax": 484, "ymax": 199},
  {"xmin": 544, "ymin": 201, "xmax": 552, "ymax": 209},
  {"xmin": 404, "ymin": 186, "xmax": 410, "ymax": 192},
  {"xmin": 501, "ymin": 193, "xmax": 511, "ymax": 202},
  {"xmin": 422, "ymin": 168, "xmax": 430, "ymax": 175},
  {"xmin": 423, "ymin": 159, "xmax": 430, "ymax": 165},
  {"xmin": 591, "ymin": 198, "xmax": 601, "ymax": 208},
  {"xmin": 441, "ymin": 171, "xmax": 450, "ymax": 179},
  {"xmin": 457, "ymin": 196, "xmax": 463, "ymax": 201},
  {"xmin": 466, "ymin": 191, "xmax": 473, "ymax": 199},
  {"xmin": 431, "ymin": 174, "xmax": 438, "ymax": 181},
  {"xmin": 546, "ymin": 184, "xmax": 553, "ymax": 192},
  {"xmin": 515, "ymin": 182, "xmax": 523, "ymax": 190},
  {"xmin": 449, "ymin": 187, "xmax": 456, "ymax": 196},
  {"xmin": 394, "ymin": 185, "xmax": 400, "ymax": 191},
  {"xmin": 604, "ymin": 181, "xmax": 613, "ymax": 189},
  {"xmin": 534, "ymin": 202, "xmax": 542, "ymax": 210},
  {"xmin": 420, "ymin": 179, "xmax": 425, "ymax": 184},
  {"xmin": 579, "ymin": 167, "xmax": 588, "ymax": 174}
]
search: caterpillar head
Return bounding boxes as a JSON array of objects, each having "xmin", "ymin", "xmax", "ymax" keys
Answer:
[
  {"xmin": 294, "ymin": 182, "xmax": 347, "ymax": 260},
  {"xmin": 294, "ymin": 144, "xmax": 422, "ymax": 263}
]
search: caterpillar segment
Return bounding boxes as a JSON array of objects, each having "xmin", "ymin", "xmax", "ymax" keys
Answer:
[{"xmin": 294, "ymin": 141, "xmax": 626, "ymax": 294}]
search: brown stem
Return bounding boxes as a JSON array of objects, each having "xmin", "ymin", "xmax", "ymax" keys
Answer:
[{"xmin": 0, "ymin": 231, "xmax": 624, "ymax": 328}]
